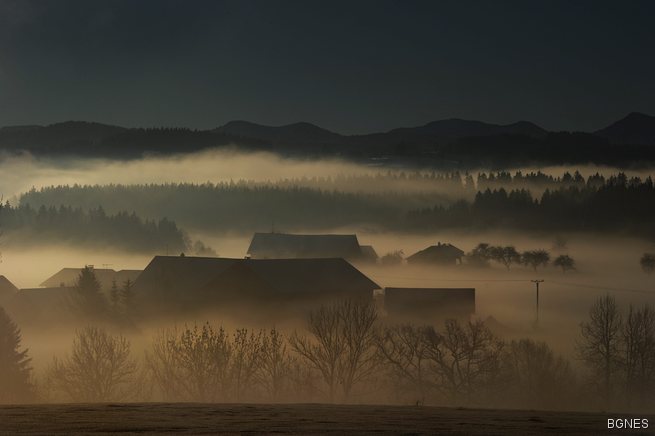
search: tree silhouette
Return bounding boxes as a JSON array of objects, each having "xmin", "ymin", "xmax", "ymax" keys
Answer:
[
  {"xmin": 109, "ymin": 280, "xmax": 120, "ymax": 311},
  {"xmin": 256, "ymin": 328, "xmax": 293, "ymax": 401},
  {"xmin": 0, "ymin": 307, "xmax": 33, "ymax": 403},
  {"xmin": 380, "ymin": 250, "xmax": 404, "ymax": 266},
  {"xmin": 622, "ymin": 304, "xmax": 655, "ymax": 406},
  {"xmin": 466, "ymin": 243, "xmax": 493, "ymax": 267},
  {"xmin": 289, "ymin": 300, "xmax": 379, "ymax": 402},
  {"xmin": 46, "ymin": 326, "xmax": 139, "ymax": 402},
  {"xmin": 553, "ymin": 255, "xmax": 575, "ymax": 273},
  {"xmin": 577, "ymin": 295, "xmax": 622, "ymax": 409},
  {"xmin": 73, "ymin": 266, "xmax": 107, "ymax": 317},
  {"xmin": 640, "ymin": 253, "xmax": 655, "ymax": 275},
  {"xmin": 490, "ymin": 246, "xmax": 521, "ymax": 270},
  {"xmin": 521, "ymin": 249, "xmax": 550, "ymax": 271}
]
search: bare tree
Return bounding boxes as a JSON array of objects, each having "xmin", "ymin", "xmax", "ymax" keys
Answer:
[
  {"xmin": 46, "ymin": 326, "xmax": 138, "ymax": 402},
  {"xmin": 466, "ymin": 243, "xmax": 493, "ymax": 268},
  {"xmin": 577, "ymin": 295, "xmax": 622, "ymax": 408},
  {"xmin": 490, "ymin": 246, "xmax": 521, "ymax": 271},
  {"xmin": 622, "ymin": 304, "xmax": 655, "ymax": 407},
  {"xmin": 256, "ymin": 328, "xmax": 294, "ymax": 401},
  {"xmin": 553, "ymin": 254, "xmax": 575, "ymax": 273},
  {"xmin": 500, "ymin": 339, "xmax": 576, "ymax": 410},
  {"xmin": 146, "ymin": 323, "xmax": 232, "ymax": 402},
  {"xmin": 424, "ymin": 319, "xmax": 503, "ymax": 405},
  {"xmin": 521, "ymin": 249, "xmax": 550, "ymax": 271},
  {"xmin": 289, "ymin": 300, "xmax": 379, "ymax": 402},
  {"xmin": 230, "ymin": 328, "xmax": 263, "ymax": 401},
  {"xmin": 640, "ymin": 253, "xmax": 655, "ymax": 275},
  {"xmin": 376, "ymin": 324, "xmax": 433, "ymax": 404}
]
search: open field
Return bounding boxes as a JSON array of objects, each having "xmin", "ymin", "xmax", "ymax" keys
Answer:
[{"xmin": 0, "ymin": 403, "xmax": 653, "ymax": 435}]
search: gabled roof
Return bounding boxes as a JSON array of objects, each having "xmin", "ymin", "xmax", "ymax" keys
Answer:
[
  {"xmin": 133, "ymin": 256, "xmax": 381, "ymax": 301},
  {"xmin": 40, "ymin": 268, "xmax": 141, "ymax": 289},
  {"xmin": 247, "ymin": 232, "xmax": 363, "ymax": 259},
  {"xmin": 0, "ymin": 275, "xmax": 19, "ymax": 297},
  {"xmin": 237, "ymin": 258, "xmax": 380, "ymax": 294},
  {"xmin": 132, "ymin": 256, "xmax": 239, "ymax": 296},
  {"xmin": 407, "ymin": 243, "xmax": 465, "ymax": 261}
]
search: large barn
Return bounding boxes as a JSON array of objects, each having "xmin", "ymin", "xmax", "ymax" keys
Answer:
[
  {"xmin": 246, "ymin": 232, "xmax": 377, "ymax": 262},
  {"xmin": 383, "ymin": 287, "xmax": 475, "ymax": 322},
  {"xmin": 131, "ymin": 255, "xmax": 381, "ymax": 318}
]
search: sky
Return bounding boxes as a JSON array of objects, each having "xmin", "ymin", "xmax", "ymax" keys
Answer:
[{"xmin": 0, "ymin": 0, "xmax": 654, "ymax": 133}]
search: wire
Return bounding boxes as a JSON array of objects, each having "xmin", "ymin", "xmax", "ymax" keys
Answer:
[
  {"xmin": 548, "ymin": 280, "xmax": 654, "ymax": 295},
  {"xmin": 367, "ymin": 273, "xmax": 655, "ymax": 295}
]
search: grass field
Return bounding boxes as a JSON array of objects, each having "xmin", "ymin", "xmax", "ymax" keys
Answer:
[{"xmin": 0, "ymin": 403, "xmax": 652, "ymax": 435}]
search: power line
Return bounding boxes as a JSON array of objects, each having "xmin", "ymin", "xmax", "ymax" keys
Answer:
[{"xmin": 548, "ymin": 280, "xmax": 654, "ymax": 295}]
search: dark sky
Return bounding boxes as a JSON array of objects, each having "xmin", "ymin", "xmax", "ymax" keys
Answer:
[{"xmin": 1, "ymin": 0, "xmax": 654, "ymax": 133}]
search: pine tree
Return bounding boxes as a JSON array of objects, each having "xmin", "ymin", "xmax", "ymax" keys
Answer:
[
  {"xmin": 109, "ymin": 280, "xmax": 120, "ymax": 312},
  {"xmin": 121, "ymin": 279, "xmax": 135, "ymax": 317},
  {"xmin": 73, "ymin": 266, "xmax": 107, "ymax": 317},
  {"xmin": 0, "ymin": 307, "xmax": 33, "ymax": 403}
]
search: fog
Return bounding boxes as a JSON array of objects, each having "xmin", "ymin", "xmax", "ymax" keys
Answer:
[
  {"xmin": 1, "ymin": 150, "xmax": 655, "ymax": 411},
  {"xmin": 2, "ymin": 149, "xmax": 654, "ymax": 201}
]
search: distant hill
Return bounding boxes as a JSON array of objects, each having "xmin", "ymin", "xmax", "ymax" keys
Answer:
[
  {"xmin": 1, "ymin": 113, "xmax": 654, "ymax": 167},
  {"xmin": 215, "ymin": 121, "xmax": 344, "ymax": 145},
  {"xmin": 595, "ymin": 112, "xmax": 655, "ymax": 145},
  {"xmin": 384, "ymin": 118, "xmax": 547, "ymax": 139}
]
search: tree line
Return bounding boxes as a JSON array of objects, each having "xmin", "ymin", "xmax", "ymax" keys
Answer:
[
  {"xmin": 0, "ymin": 202, "xmax": 204, "ymax": 254},
  {"xmin": 17, "ymin": 173, "xmax": 655, "ymax": 235},
  {"xmin": 408, "ymin": 174, "xmax": 655, "ymax": 237},
  {"xmin": 2, "ymin": 297, "xmax": 654, "ymax": 411}
]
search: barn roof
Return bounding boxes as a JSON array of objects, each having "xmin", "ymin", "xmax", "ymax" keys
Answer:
[
  {"xmin": 238, "ymin": 258, "xmax": 380, "ymax": 294},
  {"xmin": 132, "ymin": 256, "xmax": 238, "ymax": 295},
  {"xmin": 132, "ymin": 256, "xmax": 381, "ymax": 299},
  {"xmin": 247, "ymin": 232, "xmax": 363, "ymax": 259},
  {"xmin": 407, "ymin": 243, "xmax": 465, "ymax": 261}
]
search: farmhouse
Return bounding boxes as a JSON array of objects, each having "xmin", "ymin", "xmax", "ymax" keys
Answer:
[
  {"xmin": 383, "ymin": 287, "xmax": 475, "ymax": 322},
  {"xmin": 40, "ymin": 267, "xmax": 142, "ymax": 290},
  {"xmin": 406, "ymin": 242, "xmax": 465, "ymax": 265},
  {"xmin": 6, "ymin": 286, "xmax": 76, "ymax": 325},
  {"xmin": 247, "ymin": 232, "xmax": 376, "ymax": 261},
  {"xmin": 131, "ymin": 255, "xmax": 381, "ymax": 317}
]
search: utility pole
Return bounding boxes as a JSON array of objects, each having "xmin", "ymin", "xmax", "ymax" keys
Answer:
[{"xmin": 531, "ymin": 279, "xmax": 544, "ymax": 328}]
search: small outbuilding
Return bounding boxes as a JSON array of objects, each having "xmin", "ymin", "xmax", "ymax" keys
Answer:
[
  {"xmin": 406, "ymin": 242, "xmax": 465, "ymax": 265},
  {"xmin": 383, "ymin": 287, "xmax": 475, "ymax": 322}
]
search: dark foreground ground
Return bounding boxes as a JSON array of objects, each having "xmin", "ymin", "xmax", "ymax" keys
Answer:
[{"xmin": 0, "ymin": 403, "xmax": 653, "ymax": 435}]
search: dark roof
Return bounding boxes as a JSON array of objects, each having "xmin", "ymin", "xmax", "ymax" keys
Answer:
[
  {"xmin": 247, "ymin": 232, "xmax": 363, "ymax": 259},
  {"xmin": 407, "ymin": 243, "xmax": 465, "ymax": 262},
  {"xmin": 0, "ymin": 275, "xmax": 19, "ymax": 297},
  {"xmin": 133, "ymin": 256, "xmax": 380, "ymax": 301},
  {"xmin": 10, "ymin": 286, "xmax": 76, "ymax": 310},
  {"xmin": 132, "ymin": 256, "xmax": 238, "ymax": 296},
  {"xmin": 359, "ymin": 245, "xmax": 378, "ymax": 260},
  {"xmin": 40, "ymin": 268, "xmax": 141, "ymax": 289},
  {"xmin": 238, "ymin": 258, "xmax": 380, "ymax": 294}
]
